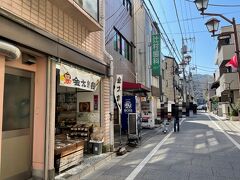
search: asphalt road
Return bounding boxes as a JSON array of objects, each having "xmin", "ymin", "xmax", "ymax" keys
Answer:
[{"xmin": 81, "ymin": 113, "xmax": 240, "ymax": 180}]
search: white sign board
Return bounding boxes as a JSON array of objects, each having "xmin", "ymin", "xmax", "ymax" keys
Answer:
[
  {"xmin": 114, "ymin": 74, "xmax": 123, "ymax": 111},
  {"xmin": 60, "ymin": 63, "xmax": 101, "ymax": 91}
]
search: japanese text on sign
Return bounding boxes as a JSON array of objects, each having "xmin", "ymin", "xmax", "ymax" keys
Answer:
[
  {"xmin": 60, "ymin": 63, "xmax": 101, "ymax": 91},
  {"xmin": 152, "ymin": 34, "xmax": 161, "ymax": 76},
  {"xmin": 114, "ymin": 74, "xmax": 123, "ymax": 111}
]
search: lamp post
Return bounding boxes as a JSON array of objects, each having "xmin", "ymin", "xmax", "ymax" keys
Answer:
[
  {"xmin": 194, "ymin": 0, "xmax": 240, "ymax": 115},
  {"xmin": 184, "ymin": 55, "xmax": 192, "ymax": 104},
  {"xmin": 194, "ymin": 0, "xmax": 240, "ymax": 73},
  {"xmin": 179, "ymin": 60, "xmax": 187, "ymax": 105}
]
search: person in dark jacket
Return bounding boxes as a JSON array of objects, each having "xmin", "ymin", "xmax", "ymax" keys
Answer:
[{"xmin": 172, "ymin": 104, "xmax": 180, "ymax": 132}]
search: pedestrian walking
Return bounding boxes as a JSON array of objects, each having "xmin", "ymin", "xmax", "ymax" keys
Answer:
[{"xmin": 172, "ymin": 104, "xmax": 180, "ymax": 132}]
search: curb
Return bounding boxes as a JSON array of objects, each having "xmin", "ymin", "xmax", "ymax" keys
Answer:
[{"xmin": 66, "ymin": 152, "xmax": 117, "ymax": 180}]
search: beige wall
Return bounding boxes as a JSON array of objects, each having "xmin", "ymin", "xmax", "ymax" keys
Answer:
[
  {"xmin": 0, "ymin": 55, "xmax": 5, "ymax": 171},
  {"xmin": 0, "ymin": 0, "xmax": 104, "ymax": 61},
  {"xmin": 32, "ymin": 57, "xmax": 47, "ymax": 173},
  {"xmin": 102, "ymin": 78, "xmax": 110, "ymax": 144}
]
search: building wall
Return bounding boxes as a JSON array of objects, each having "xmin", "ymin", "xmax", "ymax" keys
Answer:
[
  {"xmin": 0, "ymin": 52, "xmax": 47, "ymax": 179},
  {"xmin": 134, "ymin": 0, "xmax": 146, "ymax": 86},
  {"xmin": 105, "ymin": 0, "xmax": 135, "ymax": 83},
  {"xmin": 0, "ymin": 0, "xmax": 111, "ymax": 178},
  {"xmin": 102, "ymin": 78, "xmax": 110, "ymax": 144},
  {"xmin": 0, "ymin": 0, "xmax": 104, "ymax": 61}
]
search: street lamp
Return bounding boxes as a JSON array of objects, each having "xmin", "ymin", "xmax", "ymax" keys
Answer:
[
  {"xmin": 194, "ymin": 0, "xmax": 240, "ymax": 115},
  {"xmin": 194, "ymin": 0, "xmax": 240, "ymax": 73},
  {"xmin": 194, "ymin": 0, "xmax": 209, "ymax": 13},
  {"xmin": 184, "ymin": 55, "xmax": 192, "ymax": 64},
  {"xmin": 205, "ymin": 18, "xmax": 220, "ymax": 36}
]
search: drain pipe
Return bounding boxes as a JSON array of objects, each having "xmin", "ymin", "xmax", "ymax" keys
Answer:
[{"xmin": 0, "ymin": 40, "xmax": 21, "ymax": 60}]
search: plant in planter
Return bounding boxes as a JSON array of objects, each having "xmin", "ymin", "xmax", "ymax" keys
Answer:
[
  {"xmin": 230, "ymin": 109, "xmax": 238, "ymax": 121},
  {"xmin": 229, "ymin": 98, "xmax": 240, "ymax": 121}
]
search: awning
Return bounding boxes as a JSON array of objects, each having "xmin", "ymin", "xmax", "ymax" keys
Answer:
[
  {"xmin": 123, "ymin": 81, "xmax": 151, "ymax": 92},
  {"xmin": 211, "ymin": 81, "xmax": 220, "ymax": 89}
]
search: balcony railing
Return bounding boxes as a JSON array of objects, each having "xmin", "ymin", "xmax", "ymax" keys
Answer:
[
  {"xmin": 74, "ymin": 0, "xmax": 99, "ymax": 21},
  {"xmin": 49, "ymin": 0, "xmax": 102, "ymax": 32},
  {"xmin": 215, "ymin": 44, "xmax": 235, "ymax": 67},
  {"xmin": 219, "ymin": 72, "xmax": 239, "ymax": 93}
]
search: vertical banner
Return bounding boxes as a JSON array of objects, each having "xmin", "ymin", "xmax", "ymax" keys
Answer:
[
  {"xmin": 152, "ymin": 34, "xmax": 161, "ymax": 76},
  {"xmin": 121, "ymin": 96, "xmax": 136, "ymax": 131},
  {"xmin": 114, "ymin": 74, "xmax": 123, "ymax": 112}
]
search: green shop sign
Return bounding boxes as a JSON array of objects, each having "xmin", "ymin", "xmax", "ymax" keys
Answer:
[{"xmin": 152, "ymin": 34, "xmax": 161, "ymax": 76}]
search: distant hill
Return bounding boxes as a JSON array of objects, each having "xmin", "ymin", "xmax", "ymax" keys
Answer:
[{"xmin": 192, "ymin": 74, "xmax": 213, "ymax": 104}]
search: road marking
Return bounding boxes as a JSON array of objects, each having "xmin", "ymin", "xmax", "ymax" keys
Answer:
[
  {"xmin": 207, "ymin": 114, "xmax": 240, "ymax": 150},
  {"xmin": 125, "ymin": 118, "xmax": 185, "ymax": 180}
]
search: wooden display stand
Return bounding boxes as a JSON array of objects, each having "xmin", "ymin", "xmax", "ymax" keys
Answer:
[{"xmin": 55, "ymin": 135, "xmax": 84, "ymax": 172}]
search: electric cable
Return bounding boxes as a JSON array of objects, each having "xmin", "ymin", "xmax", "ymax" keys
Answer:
[
  {"xmin": 162, "ymin": 10, "xmax": 240, "ymax": 24},
  {"xmin": 105, "ymin": 4, "xmax": 142, "ymax": 45},
  {"xmin": 146, "ymin": 0, "xmax": 182, "ymax": 62},
  {"xmin": 143, "ymin": 0, "xmax": 177, "ymax": 59},
  {"xmin": 185, "ymin": 0, "xmax": 240, "ymax": 7},
  {"xmin": 173, "ymin": 0, "xmax": 184, "ymax": 40},
  {"xmin": 180, "ymin": 0, "xmax": 188, "ymax": 38},
  {"xmin": 106, "ymin": 4, "xmax": 123, "ymax": 21}
]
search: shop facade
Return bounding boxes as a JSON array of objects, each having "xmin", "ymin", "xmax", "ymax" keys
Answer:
[
  {"xmin": 0, "ymin": 0, "xmax": 111, "ymax": 179},
  {"xmin": 0, "ymin": 46, "xmax": 47, "ymax": 180}
]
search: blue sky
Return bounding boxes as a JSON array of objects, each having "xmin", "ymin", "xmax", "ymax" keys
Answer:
[{"xmin": 148, "ymin": 0, "xmax": 240, "ymax": 75}]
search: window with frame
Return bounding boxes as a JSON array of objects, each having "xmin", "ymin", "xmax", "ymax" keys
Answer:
[
  {"xmin": 114, "ymin": 29, "xmax": 133, "ymax": 62},
  {"xmin": 74, "ymin": 0, "xmax": 99, "ymax": 21},
  {"xmin": 123, "ymin": 0, "xmax": 132, "ymax": 16},
  {"xmin": 114, "ymin": 33, "xmax": 121, "ymax": 53},
  {"xmin": 127, "ymin": 1, "xmax": 132, "ymax": 16}
]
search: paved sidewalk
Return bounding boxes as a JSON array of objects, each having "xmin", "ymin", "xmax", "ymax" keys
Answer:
[
  {"xmin": 55, "ymin": 123, "xmax": 169, "ymax": 180},
  {"xmin": 82, "ymin": 113, "xmax": 240, "ymax": 180}
]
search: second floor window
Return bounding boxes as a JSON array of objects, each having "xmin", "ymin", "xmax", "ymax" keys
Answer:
[
  {"xmin": 74, "ymin": 0, "xmax": 99, "ymax": 21},
  {"xmin": 123, "ymin": 0, "xmax": 132, "ymax": 16},
  {"xmin": 114, "ymin": 29, "xmax": 133, "ymax": 62}
]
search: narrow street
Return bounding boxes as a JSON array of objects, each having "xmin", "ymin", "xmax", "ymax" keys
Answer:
[{"xmin": 81, "ymin": 113, "xmax": 240, "ymax": 180}]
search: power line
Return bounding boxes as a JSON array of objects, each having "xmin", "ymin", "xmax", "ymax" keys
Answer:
[
  {"xmin": 167, "ymin": 30, "xmax": 208, "ymax": 35},
  {"xmin": 105, "ymin": 0, "xmax": 141, "ymax": 43},
  {"xmin": 190, "ymin": 63, "xmax": 217, "ymax": 69},
  {"xmin": 185, "ymin": 0, "xmax": 240, "ymax": 7},
  {"xmin": 146, "ymin": 0, "xmax": 182, "ymax": 62},
  {"xmin": 105, "ymin": 7, "xmax": 127, "ymax": 41},
  {"xmin": 173, "ymin": 39, "xmax": 182, "ymax": 60},
  {"xmin": 105, "ymin": 4, "xmax": 142, "ymax": 45},
  {"xmin": 184, "ymin": 0, "xmax": 191, "ymax": 39},
  {"xmin": 162, "ymin": 10, "xmax": 240, "ymax": 24},
  {"xmin": 158, "ymin": 0, "xmax": 174, "ymax": 43},
  {"xmin": 197, "ymin": 67, "xmax": 215, "ymax": 72},
  {"xmin": 173, "ymin": 0, "xmax": 184, "ymax": 40},
  {"xmin": 106, "ymin": 4, "xmax": 123, "ymax": 21},
  {"xmin": 188, "ymin": 0, "xmax": 197, "ymax": 66},
  {"xmin": 180, "ymin": 0, "xmax": 187, "ymax": 38}
]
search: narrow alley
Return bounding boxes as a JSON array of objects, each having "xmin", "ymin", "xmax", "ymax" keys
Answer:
[{"xmin": 81, "ymin": 113, "xmax": 240, "ymax": 180}]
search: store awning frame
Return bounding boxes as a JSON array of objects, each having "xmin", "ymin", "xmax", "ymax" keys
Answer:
[{"xmin": 123, "ymin": 81, "xmax": 151, "ymax": 93}]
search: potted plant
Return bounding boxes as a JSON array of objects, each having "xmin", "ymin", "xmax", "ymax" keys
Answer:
[{"xmin": 230, "ymin": 109, "xmax": 239, "ymax": 121}]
